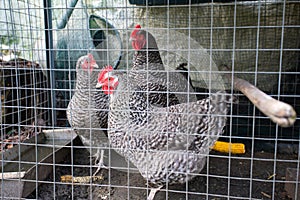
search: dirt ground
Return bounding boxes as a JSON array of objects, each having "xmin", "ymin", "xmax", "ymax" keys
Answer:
[{"xmin": 27, "ymin": 142, "xmax": 297, "ymax": 200}]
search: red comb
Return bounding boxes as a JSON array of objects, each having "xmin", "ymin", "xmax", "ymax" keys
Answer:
[
  {"xmin": 87, "ymin": 53, "xmax": 93, "ymax": 59},
  {"xmin": 87, "ymin": 53, "xmax": 96, "ymax": 66},
  {"xmin": 81, "ymin": 53, "xmax": 96, "ymax": 72},
  {"xmin": 130, "ymin": 24, "xmax": 142, "ymax": 38},
  {"xmin": 98, "ymin": 65, "xmax": 113, "ymax": 83}
]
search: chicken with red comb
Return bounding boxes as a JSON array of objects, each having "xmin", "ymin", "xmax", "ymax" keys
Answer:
[
  {"xmin": 130, "ymin": 24, "xmax": 164, "ymax": 69},
  {"xmin": 96, "ymin": 61, "xmax": 235, "ymax": 200},
  {"xmin": 67, "ymin": 53, "xmax": 110, "ymax": 176},
  {"xmin": 95, "ymin": 24, "xmax": 236, "ymax": 200}
]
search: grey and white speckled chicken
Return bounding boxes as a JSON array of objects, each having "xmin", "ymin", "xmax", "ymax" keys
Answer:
[
  {"xmin": 96, "ymin": 64, "xmax": 235, "ymax": 199},
  {"xmin": 66, "ymin": 53, "xmax": 109, "ymax": 174},
  {"xmin": 129, "ymin": 24, "xmax": 195, "ymax": 107},
  {"xmin": 131, "ymin": 24, "xmax": 164, "ymax": 70},
  {"xmin": 95, "ymin": 25, "xmax": 235, "ymax": 199}
]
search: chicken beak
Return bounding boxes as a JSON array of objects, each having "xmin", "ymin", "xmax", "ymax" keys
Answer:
[
  {"xmin": 129, "ymin": 36, "xmax": 136, "ymax": 42},
  {"xmin": 96, "ymin": 82, "xmax": 102, "ymax": 89},
  {"xmin": 92, "ymin": 63, "xmax": 99, "ymax": 69}
]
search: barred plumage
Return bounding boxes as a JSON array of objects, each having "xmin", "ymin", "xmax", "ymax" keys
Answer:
[
  {"xmin": 131, "ymin": 24, "xmax": 164, "ymax": 69},
  {"xmin": 99, "ymin": 67, "xmax": 234, "ymax": 199},
  {"xmin": 96, "ymin": 25, "xmax": 236, "ymax": 199},
  {"xmin": 66, "ymin": 53, "xmax": 109, "ymax": 173}
]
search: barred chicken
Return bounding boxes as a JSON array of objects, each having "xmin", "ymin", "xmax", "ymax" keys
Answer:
[
  {"xmin": 95, "ymin": 24, "xmax": 235, "ymax": 199},
  {"xmin": 131, "ymin": 24, "xmax": 164, "ymax": 70},
  {"xmin": 96, "ymin": 64, "xmax": 235, "ymax": 200},
  {"xmin": 129, "ymin": 24, "xmax": 195, "ymax": 106},
  {"xmin": 66, "ymin": 53, "xmax": 109, "ymax": 175}
]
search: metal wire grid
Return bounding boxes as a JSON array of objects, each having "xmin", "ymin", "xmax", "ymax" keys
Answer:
[
  {"xmin": 0, "ymin": 0, "xmax": 299, "ymax": 199},
  {"xmin": 0, "ymin": 66, "xmax": 48, "ymax": 131},
  {"xmin": 0, "ymin": 0, "xmax": 48, "ymax": 131}
]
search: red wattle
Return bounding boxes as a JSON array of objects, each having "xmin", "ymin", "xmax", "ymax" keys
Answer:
[
  {"xmin": 132, "ymin": 41, "xmax": 140, "ymax": 50},
  {"xmin": 102, "ymin": 85, "xmax": 115, "ymax": 95}
]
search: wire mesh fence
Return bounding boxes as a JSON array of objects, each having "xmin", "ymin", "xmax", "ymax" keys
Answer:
[{"xmin": 0, "ymin": 0, "xmax": 299, "ymax": 199}]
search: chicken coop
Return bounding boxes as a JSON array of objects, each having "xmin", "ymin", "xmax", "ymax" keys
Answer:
[{"xmin": 0, "ymin": 0, "xmax": 299, "ymax": 199}]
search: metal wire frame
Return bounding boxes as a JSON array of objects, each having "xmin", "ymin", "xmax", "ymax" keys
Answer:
[{"xmin": 0, "ymin": 0, "xmax": 299, "ymax": 199}]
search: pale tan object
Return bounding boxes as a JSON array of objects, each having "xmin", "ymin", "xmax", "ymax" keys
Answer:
[
  {"xmin": 227, "ymin": 73, "xmax": 297, "ymax": 127},
  {"xmin": 61, "ymin": 175, "xmax": 104, "ymax": 183}
]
